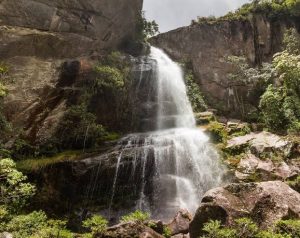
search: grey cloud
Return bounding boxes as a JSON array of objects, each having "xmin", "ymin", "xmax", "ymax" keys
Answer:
[{"xmin": 143, "ymin": 0, "xmax": 250, "ymax": 32}]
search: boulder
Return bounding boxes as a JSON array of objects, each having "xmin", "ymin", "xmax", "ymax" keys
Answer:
[
  {"xmin": 195, "ymin": 111, "xmax": 215, "ymax": 125},
  {"xmin": 167, "ymin": 209, "xmax": 192, "ymax": 236},
  {"xmin": 103, "ymin": 222, "xmax": 164, "ymax": 238},
  {"xmin": 226, "ymin": 132, "xmax": 293, "ymax": 158},
  {"xmin": 171, "ymin": 234, "xmax": 190, "ymax": 238},
  {"xmin": 189, "ymin": 181, "xmax": 300, "ymax": 238},
  {"xmin": 235, "ymin": 153, "xmax": 299, "ymax": 182}
]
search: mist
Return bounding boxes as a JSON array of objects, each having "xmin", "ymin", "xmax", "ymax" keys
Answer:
[{"xmin": 143, "ymin": 0, "xmax": 250, "ymax": 32}]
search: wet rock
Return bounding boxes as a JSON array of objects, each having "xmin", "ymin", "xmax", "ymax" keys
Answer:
[
  {"xmin": 167, "ymin": 209, "xmax": 192, "ymax": 236},
  {"xmin": 189, "ymin": 181, "xmax": 300, "ymax": 238},
  {"xmin": 103, "ymin": 222, "xmax": 164, "ymax": 238}
]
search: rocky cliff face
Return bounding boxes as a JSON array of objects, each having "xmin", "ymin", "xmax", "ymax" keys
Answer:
[
  {"xmin": 151, "ymin": 15, "xmax": 300, "ymax": 118},
  {"xmin": 0, "ymin": 0, "xmax": 143, "ymax": 58},
  {"xmin": 0, "ymin": 0, "xmax": 143, "ymax": 144}
]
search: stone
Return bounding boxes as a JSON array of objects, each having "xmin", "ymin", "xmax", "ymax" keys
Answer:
[
  {"xmin": 0, "ymin": 0, "xmax": 143, "ymax": 58},
  {"xmin": 194, "ymin": 111, "xmax": 215, "ymax": 125},
  {"xmin": 189, "ymin": 181, "xmax": 300, "ymax": 238},
  {"xmin": 151, "ymin": 15, "xmax": 299, "ymax": 118},
  {"xmin": 167, "ymin": 209, "xmax": 192, "ymax": 236},
  {"xmin": 103, "ymin": 222, "xmax": 164, "ymax": 238},
  {"xmin": 226, "ymin": 132, "xmax": 293, "ymax": 158},
  {"xmin": 0, "ymin": 233, "xmax": 13, "ymax": 238}
]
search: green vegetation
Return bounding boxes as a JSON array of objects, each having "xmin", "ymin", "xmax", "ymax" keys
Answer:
[
  {"xmin": 287, "ymin": 175, "xmax": 300, "ymax": 192},
  {"xmin": 120, "ymin": 210, "xmax": 150, "ymax": 223},
  {"xmin": 94, "ymin": 65, "xmax": 124, "ymax": 91},
  {"xmin": 82, "ymin": 215, "xmax": 108, "ymax": 236},
  {"xmin": 137, "ymin": 11, "xmax": 159, "ymax": 41},
  {"xmin": 194, "ymin": 0, "xmax": 300, "ymax": 24},
  {"xmin": 185, "ymin": 69, "xmax": 208, "ymax": 113},
  {"xmin": 162, "ymin": 226, "xmax": 172, "ymax": 238},
  {"xmin": 16, "ymin": 151, "xmax": 82, "ymax": 172},
  {"xmin": 259, "ymin": 29, "xmax": 300, "ymax": 134},
  {"xmin": 200, "ymin": 218, "xmax": 300, "ymax": 238},
  {"xmin": 207, "ymin": 121, "xmax": 228, "ymax": 143}
]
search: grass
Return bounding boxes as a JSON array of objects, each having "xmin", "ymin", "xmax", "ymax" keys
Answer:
[{"xmin": 17, "ymin": 151, "xmax": 84, "ymax": 172}]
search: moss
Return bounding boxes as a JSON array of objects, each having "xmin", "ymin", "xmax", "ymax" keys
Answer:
[
  {"xmin": 16, "ymin": 151, "xmax": 82, "ymax": 172},
  {"xmin": 275, "ymin": 219, "xmax": 300, "ymax": 237},
  {"xmin": 287, "ymin": 175, "xmax": 300, "ymax": 192},
  {"xmin": 207, "ymin": 122, "xmax": 228, "ymax": 143}
]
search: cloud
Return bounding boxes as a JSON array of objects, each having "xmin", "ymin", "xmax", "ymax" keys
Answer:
[{"xmin": 143, "ymin": 0, "xmax": 250, "ymax": 32}]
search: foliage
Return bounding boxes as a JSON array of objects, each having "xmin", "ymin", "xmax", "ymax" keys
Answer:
[
  {"xmin": 55, "ymin": 104, "xmax": 106, "ymax": 150},
  {"xmin": 275, "ymin": 219, "xmax": 300, "ymax": 237},
  {"xmin": 207, "ymin": 122, "xmax": 228, "ymax": 143},
  {"xmin": 17, "ymin": 151, "xmax": 81, "ymax": 172},
  {"xmin": 200, "ymin": 220, "xmax": 236, "ymax": 238},
  {"xmin": 283, "ymin": 28, "xmax": 300, "ymax": 54},
  {"xmin": 185, "ymin": 69, "xmax": 207, "ymax": 112},
  {"xmin": 163, "ymin": 226, "xmax": 172, "ymax": 238},
  {"xmin": 0, "ymin": 158, "xmax": 36, "ymax": 212},
  {"xmin": 94, "ymin": 65, "xmax": 124, "ymax": 91},
  {"xmin": 120, "ymin": 210, "xmax": 150, "ymax": 223},
  {"xmin": 137, "ymin": 11, "xmax": 159, "ymax": 40},
  {"xmin": 287, "ymin": 175, "xmax": 300, "ymax": 192},
  {"xmin": 83, "ymin": 215, "xmax": 108, "ymax": 236},
  {"xmin": 260, "ymin": 46, "xmax": 300, "ymax": 134},
  {"xmin": 200, "ymin": 218, "xmax": 298, "ymax": 238},
  {"xmin": 194, "ymin": 0, "xmax": 300, "ymax": 24}
]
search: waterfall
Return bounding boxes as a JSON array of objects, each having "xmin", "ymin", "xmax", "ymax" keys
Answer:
[{"xmin": 109, "ymin": 46, "xmax": 224, "ymax": 220}]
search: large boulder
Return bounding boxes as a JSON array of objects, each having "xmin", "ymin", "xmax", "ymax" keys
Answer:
[
  {"xmin": 102, "ymin": 222, "xmax": 164, "ymax": 238},
  {"xmin": 235, "ymin": 153, "xmax": 300, "ymax": 182},
  {"xmin": 167, "ymin": 209, "xmax": 192, "ymax": 236},
  {"xmin": 226, "ymin": 131, "xmax": 293, "ymax": 158},
  {"xmin": 189, "ymin": 181, "xmax": 300, "ymax": 238}
]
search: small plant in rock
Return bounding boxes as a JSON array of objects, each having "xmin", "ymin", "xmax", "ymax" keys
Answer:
[
  {"xmin": 200, "ymin": 220, "xmax": 236, "ymax": 238},
  {"xmin": 82, "ymin": 215, "xmax": 108, "ymax": 236},
  {"xmin": 162, "ymin": 226, "xmax": 172, "ymax": 238},
  {"xmin": 207, "ymin": 122, "xmax": 228, "ymax": 143},
  {"xmin": 120, "ymin": 210, "xmax": 150, "ymax": 223}
]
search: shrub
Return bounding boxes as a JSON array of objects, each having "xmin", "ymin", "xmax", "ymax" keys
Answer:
[
  {"xmin": 55, "ymin": 104, "xmax": 106, "ymax": 150},
  {"xmin": 5, "ymin": 211, "xmax": 47, "ymax": 238},
  {"xmin": 120, "ymin": 210, "xmax": 150, "ymax": 223},
  {"xmin": 200, "ymin": 220, "xmax": 236, "ymax": 238},
  {"xmin": 136, "ymin": 11, "xmax": 159, "ymax": 41},
  {"xmin": 207, "ymin": 122, "xmax": 228, "ymax": 143},
  {"xmin": 82, "ymin": 215, "xmax": 108, "ymax": 235},
  {"xmin": 275, "ymin": 219, "xmax": 300, "ymax": 237},
  {"xmin": 185, "ymin": 70, "xmax": 207, "ymax": 112},
  {"xmin": 94, "ymin": 65, "xmax": 124, "ymax": 91},
  {"xmin": 0, "ymin": 158, "xmax": 36, "ymax": 212},
  {"xmin": 163, "ymin": 226, "xmax": 172, "ymax": 238}
]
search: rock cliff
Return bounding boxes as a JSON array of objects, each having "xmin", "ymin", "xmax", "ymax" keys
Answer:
[
  {"xmin": 151, "ymin": 15, "xmax": 300, "ymax": 118},
  {"xmin": 0, "ymin": 0, "xmax": 143, "ymax": 144}
]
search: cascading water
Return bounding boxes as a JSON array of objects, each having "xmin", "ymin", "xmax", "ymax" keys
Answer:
[{"xmin": 109, "ymin": 46, "xmax": 224, "ymax": 220}]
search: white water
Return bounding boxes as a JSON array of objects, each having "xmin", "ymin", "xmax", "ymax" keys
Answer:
[{"xmin": 109, "ymin": 47, "xmax": 224, "ymax": 219}]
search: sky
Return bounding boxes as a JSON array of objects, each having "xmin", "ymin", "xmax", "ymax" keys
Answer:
[{"xmin": 143, "ymin": 0, "xmax": 250, "ymax": 32}]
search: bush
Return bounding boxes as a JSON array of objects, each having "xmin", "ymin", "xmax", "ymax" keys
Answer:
[
  {"xmin": 120, "ymin": 210, "xmax": 150, "ymax": 223},
  {"xmin": 94, "ymin": 65, "xmax": 124, "ymax": 91},
  {"xmin": 185, "ymin": 69, "xmax": 207, "ymax": 112},
  {"xmin": 163, "ymin": 226, "xmax": 172, "ymax": 238},
  {"xmin": 275, "ymin": 219, "xmax": 300, "ymax": 237},
  {"xmin": 207, "ymin": 122, "xmax": 228, "ymax": 143},
  {"xmin": 200, "ymin": 220, "xmax": 236, "ymax": 238},
  {"xmin": 5, "ymin": 211, "xmax": 47, "ymax": 238},
  {"xmin": 83, "ymin": 215, "xmax": 108, "ymax": 236},
  {"xmin": 55, "ymin": 104, "xmax": 106, "ymax": 150},
  {"xmin": 0, "ymin": 158, "xmax": 36, "ymax": 212}
]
